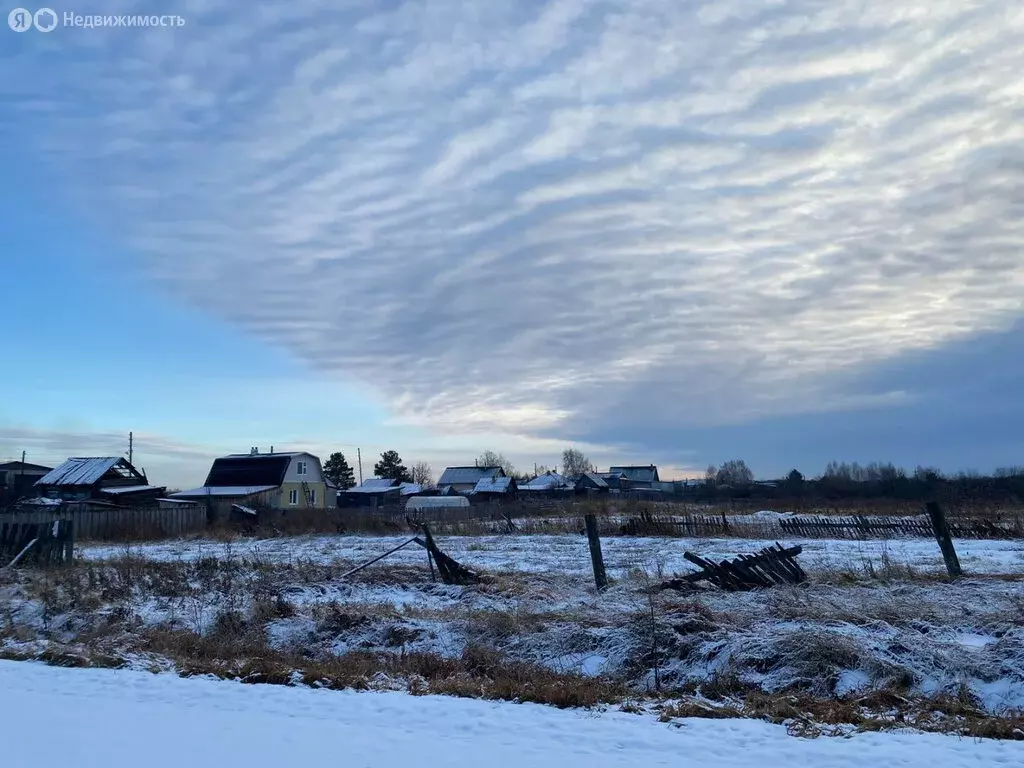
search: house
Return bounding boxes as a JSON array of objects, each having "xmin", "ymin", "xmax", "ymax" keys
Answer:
[
  {"xmin": 0, "ymin": 461, "xmax": 52, "ymax": 504},
  {"xmin": 575, "ymin": 472, "xmax": 610, "ymax": 493},
  {"xmin": 437, "ymin": 466, "xmax": 505, "ymax": 494},
  {"xmin": 34, "ymin": 457, "xmax": 165, "ymax": 505},
  {"xmin": 337, "ymin": 477, "xmax": 402, "ymax": 508},
  {"xmin": 608, "ymin": 465, "xmax": 660, "ymax": 490},
  {"xmin": 471, "ymin": 475, "xmax": 517, "ymax": 499},
  {"xmin": 169, "ymin": 449, "xmax": 335, "ymax": 519},
  {"xmin": 520, "ymin": 471, "xmax": 568, "ymax": 492}
]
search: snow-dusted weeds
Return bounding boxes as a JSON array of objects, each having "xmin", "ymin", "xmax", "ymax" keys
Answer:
[
  {"xmin": 2, "ymin": 660, "xmax": 1022, "ymax": 768},
  {"xmin": 4, "ymin": 531, "xmax": 1024, "ymax": 734}
]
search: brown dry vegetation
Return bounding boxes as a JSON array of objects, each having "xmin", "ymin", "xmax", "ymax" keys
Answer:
[{"xmin": 3, "ymin": 551, "xmax": 1024, "ymax": 740}]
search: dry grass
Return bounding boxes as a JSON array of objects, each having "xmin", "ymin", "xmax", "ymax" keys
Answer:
[
  {"xmin": 135, "ymin": 619, "xmax": 626, "ymax": 708},
  {"xmin": 6, "ymin": 545, "xmax": 1024, "ymax": 740},
  {"xmin": 656, "ymin": 687, "xmax": 1024, "ymax": 740}
]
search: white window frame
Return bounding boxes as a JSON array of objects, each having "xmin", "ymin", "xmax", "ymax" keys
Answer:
[
  {"xmin": 296, "ymin": 460, "xmax": 308, "ymax": 476},
  {"xmin": 309, "ymin": 489, "xmax": 316, "ymax": 506},
  {"xmin": 288, "ymin": 489, "xmax": 298, "ymax": 505}
]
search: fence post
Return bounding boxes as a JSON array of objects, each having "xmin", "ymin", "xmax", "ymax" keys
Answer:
[
  {"xmin": 926, "ymin": 501, "xmax": 962, "ymax": 580},
  {"xmin": 584, "ymin": 513, "xmax": 608, "ymax": 591}
]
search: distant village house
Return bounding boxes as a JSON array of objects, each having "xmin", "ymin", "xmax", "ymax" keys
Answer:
[
  {"xmin": 168, "ymin": 448, "xmax": 335, "ymax": 519},
  {"xmin": 437, "ymin": 466, "xmax": 505, "ymax": 494},
  {"xmin": 0, "ymin": 460, "xmax": 52, "ymax": 504},
  {"xmin": 34, "ymin": 457, "xmax": 165, "ymax": 506}
]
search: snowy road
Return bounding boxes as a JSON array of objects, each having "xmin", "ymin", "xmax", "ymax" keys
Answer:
[{"xmin": 1, "ymin": 661, "xmax": 1021, "ymax": 767}]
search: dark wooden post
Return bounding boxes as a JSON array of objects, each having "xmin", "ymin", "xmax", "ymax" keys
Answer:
[
  {"xmin": 584, "ymin": 513, "xmax": 608, "ymax": 591},
  {"xmin": 926, "ymin": 502, "xmax": 962, "ymax": 580}
]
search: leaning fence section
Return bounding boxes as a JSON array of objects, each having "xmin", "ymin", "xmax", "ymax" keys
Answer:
[{"xmin": 0, "ymin": 518, "xmax": 74, "ymax": 566}]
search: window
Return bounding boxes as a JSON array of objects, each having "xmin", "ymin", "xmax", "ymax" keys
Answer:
[
  {"xmin": 296, "ymin": 460, "xmax": 308, "ymax": 476},
  {"xmin": 288, "ymin": 489, "xmax": 298, "ymax": 505},
  {"xmin": 309, "ymin": 489, "xmax": 316, "ymax": 506}
]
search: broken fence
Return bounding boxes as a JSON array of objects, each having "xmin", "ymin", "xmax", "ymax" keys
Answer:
[
  {"xmin": 0, "ymin": 518, "xmax": 74, "ymax": 567},
  {"xmin": 661, "ymin": 543, "xmax": 807, "ymax": 592}
]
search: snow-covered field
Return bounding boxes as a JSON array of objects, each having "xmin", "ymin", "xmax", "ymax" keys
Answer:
[
  {"xmin": 4, "ymin": 530, "xmax": 1024, "ymax": 735},
  {"xmin": 2, "ymin": 660, "xmax": 1021, "ymax": 767},
  {"xmin": 81, "ymin": 531, "xmax": 1024, "ymax": 577}
]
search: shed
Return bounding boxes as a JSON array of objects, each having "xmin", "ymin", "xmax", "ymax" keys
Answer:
[
  {"xmin": 35, "ymin": 457, "xmax": 162, "ymax": 504},
  {"xmin": 575, "ymin": 472, "xmax": 610, "ymax": 493},
  {"xmin": 472, "ymin": 476, "xmax": 517, "ymax": 498},
  {"xmin": 338, "ymin": 477, "xmax": 402, "ymax": 509}
]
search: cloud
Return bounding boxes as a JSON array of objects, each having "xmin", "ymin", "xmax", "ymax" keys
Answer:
[{"xmin": 4, "ymin": 0, "xmax": 1024, "ymax": 456}]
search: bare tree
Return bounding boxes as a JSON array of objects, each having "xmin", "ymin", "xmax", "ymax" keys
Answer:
[
  {"xmin": 715, "ymin": 459, "xmax": 754, "ymax": 487},
  {"xmin": 560, "ymin": 447, "xmax": 594, "ymax": 479},
  {"xmin": 476, "ymin": 450, "xmax": 516, "ymax": 476},
  {"xmin": 411, "ymin": 461, "xmax": 434, "ymax": 488}
]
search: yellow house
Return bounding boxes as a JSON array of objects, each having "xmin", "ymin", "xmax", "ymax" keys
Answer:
[{"xmin": 168, "ymin": 449, "xmax": 336, "ymax": 518}]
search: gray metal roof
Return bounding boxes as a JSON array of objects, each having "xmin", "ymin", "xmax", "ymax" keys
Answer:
[
  {"xmin": 169, "ymin": 485, "xmax": 278, "ymax": 498},
  {"xmin": 99, "ymin": 485, "xmax": 164, "ymax": 495},
  {"xmin": 358, "ymin": 477, "xmax": 400, "ymax": 490},
  {"xmin": 36, "ymin": 457, "xmax": 123, "ymax": 487},
  {"xmin": 473, "ymin": 476, "xmax": 514, "ymax": 493},
  {"xmin": 608, "ymin": 465, "xmax": 660, "ymax": 483},
  {"xmin": 438, "ymin": 466, "xmax": 504, "ymax": 486},
  {"xmin": 579, "ymin": 472, "xmax": 609, "ymax": 489},
  {"xmin": 521, "ymin": 471, "xmax": 567, "ymax": 490}
]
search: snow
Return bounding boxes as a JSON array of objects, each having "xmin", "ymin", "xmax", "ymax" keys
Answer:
[
  {"xmin": 957, "ymin": 632, "xmax": 997, "ymax": 649},
  {"xmin": 835, "ymin": 669, "xmax": 871, "ymax": 696},
  {"xmin": 81, "ymin": 532, "xmax": 1024, "ymax": 578},
  {"xmin": 2, "ymin": 661, "xmax": 1021, "ymax": 767}
]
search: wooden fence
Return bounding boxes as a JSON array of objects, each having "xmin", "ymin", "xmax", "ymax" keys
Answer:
[
  {"xmin": 619, "ymin": 513, "xmax": 731, "ymax": 537},
  {"xmin": 779, "ymin": 514, "xmax": 1023, "ymax": 540},
  {"xmin": 0, "ymin": 518, "xmax": 74, "ymax": 566},
  {"xmin": 2, "ymin": 504, "xmax": 207, "ymax": 541}
]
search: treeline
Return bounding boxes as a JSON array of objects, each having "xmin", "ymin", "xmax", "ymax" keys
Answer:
[{"xmin": 699, "ymin": 460, "xmax": 1024, "ymax": 503}]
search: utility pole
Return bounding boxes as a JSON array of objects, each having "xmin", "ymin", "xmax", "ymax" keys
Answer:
[
  {"xmin": 357, "ymin": 448, "xmax": 363, "ymax": 485},
  {"xmin": 19, "ymin": 450, "xmax": 26, "ymax": 488},
  {"xmin": 128, "ymin": 431, "xmax": 133, "ymax": 468}
]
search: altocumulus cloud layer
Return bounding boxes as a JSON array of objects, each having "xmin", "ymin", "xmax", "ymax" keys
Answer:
[{"xmin": 5, "ymin": 0, "xmax": 1024, "ymax": 451}]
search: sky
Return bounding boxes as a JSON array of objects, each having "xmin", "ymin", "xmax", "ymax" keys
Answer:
[{"xmin": 1, "ymin": 0, "xmax": 1022, "ymax": 489}]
